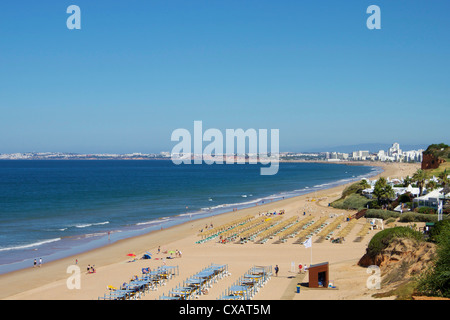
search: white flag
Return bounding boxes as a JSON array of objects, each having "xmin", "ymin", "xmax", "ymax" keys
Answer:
[{"xmin": 303, "ymin": 237, "xmax": 312, "ymax": 248}]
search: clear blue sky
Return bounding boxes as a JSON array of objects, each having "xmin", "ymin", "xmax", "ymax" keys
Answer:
[{"xmin": 0, "ymin": 0, "xmax": 449, "ymax": 153}]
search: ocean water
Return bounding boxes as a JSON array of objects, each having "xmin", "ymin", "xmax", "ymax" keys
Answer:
[{"xmin": 0, "ymin": 160, "xmax": 381, "ymax": 274}]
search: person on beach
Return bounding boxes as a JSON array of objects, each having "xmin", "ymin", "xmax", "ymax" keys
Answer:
[
  {"xmin": 33, "ymin": 259, "xmax": 36, "ymax": 268},
  {"xmin": 39, "ymin": 258, "xmax": 42, "ymax": 267},
  {"xmin": 275, "ymin": 265, "xmax": 279, "ymax": 277}
]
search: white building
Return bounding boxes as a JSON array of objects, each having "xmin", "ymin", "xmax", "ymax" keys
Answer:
[
  {"xmin": 413, "ymin": 188, "xmax": 445, "ymax": 210},
  {"xmin": 388, "ymin": 142, "xmax": 402, "ymax": 157},
  {"xmin": 373, "ymin": 143, "xmax": 423, "ymax": 163},
  {"xmin": 352, "ymin": 150, "xmax": 370, "ymax": 160}
]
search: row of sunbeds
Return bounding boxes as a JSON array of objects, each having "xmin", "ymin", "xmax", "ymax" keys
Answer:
[
  {"xmin": 218, "ymin": 265, "xmax": 272, "ymax": 300},
  {"xmin": 159, "ymin": 263, "xmax": 229, "ymax": 300},
  {"xmin": 98, "ymin": 265, "xmax": 179, "ymax": 300}
]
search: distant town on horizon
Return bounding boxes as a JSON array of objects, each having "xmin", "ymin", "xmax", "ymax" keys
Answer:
[{"xmin": 0, "ymin": 142, "xmax": 428, "ymax": 163}]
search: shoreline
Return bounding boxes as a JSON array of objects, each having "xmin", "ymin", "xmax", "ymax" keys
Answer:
[
  {"xmin": 0, "ymin": 161, "xmax": 381, "ymax": 275},
  {"xmin": 0, "ymin": 161, "xmax": 420, "ymax": 300}
]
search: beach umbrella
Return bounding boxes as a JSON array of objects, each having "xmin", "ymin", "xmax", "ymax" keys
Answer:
[
  {"xmin": 126, "ymin": 253, "xmax": 136, "ymax": 257},
  {"xmin": 143, "ymin": 252, "xmax": 152, "ymax": 259}
]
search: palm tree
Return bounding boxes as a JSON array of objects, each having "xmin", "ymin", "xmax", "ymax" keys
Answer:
[
  {"xmin": 439, "ymin": 170, "xmax": 449, "ymax": 188},
  {"xmin": 426, "ymin": 180, "xmax": 437, "ymax": 192},
  {"xmin": 412, "ymin": 169, "xmax": 427, "ymax": 196},
  {"xmin": 403, "ymin": 175, "xmax": 413, "ymax": 187},
  {"xmin": 373, "ymin": 177, "xmax": 395, "ymax": 207},
  {"xmin": 439, "ymin": 170, "xmax": 450, "ymax": 196}
]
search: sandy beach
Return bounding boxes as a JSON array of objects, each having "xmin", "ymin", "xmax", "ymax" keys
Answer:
[{"xmin": 0, "ymin": 161, "xmax": 420, "ymax": 300}]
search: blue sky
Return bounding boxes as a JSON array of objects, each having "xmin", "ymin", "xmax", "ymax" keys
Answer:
[{"xmin": 0, "ymin": 0, "xmax": 449, "ymax": 153}]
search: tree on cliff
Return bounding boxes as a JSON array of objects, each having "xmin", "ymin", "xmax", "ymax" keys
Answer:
[{"xmin": 423, "ymin": 143, "xmax": 450, "ymax": 159}]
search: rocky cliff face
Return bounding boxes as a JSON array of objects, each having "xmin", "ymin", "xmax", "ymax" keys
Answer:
[
  {"xmin": 358, "ymin": 238, "xmax": 436, "ymax": 284},
  {"xmin": 421, "ymin": 153, "xmax": 445, "ymax": 170}
]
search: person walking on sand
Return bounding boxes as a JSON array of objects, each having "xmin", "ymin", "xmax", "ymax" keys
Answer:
[
  {"xmin": 39, "ymin": 258, "xmax": 42, "ymax": 267},
  {"xmin": 33, "ymin": 259, "xmax": 37, "ymax": 268},
  {"xmin": 275, "ymin": 265, "xmax": 279, "ymax": 277}
]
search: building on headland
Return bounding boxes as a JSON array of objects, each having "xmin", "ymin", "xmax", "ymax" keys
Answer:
[
  {"xmin": 282, "ymin": 143, "xmax": 423, "ymax": 163},
  {"xmin": 360, "ymin": 142, "xmax": 423, "ymax": 163},
  {"xmin": 323, "ymin": 143, "xmax": 422, "ymax": 163}
]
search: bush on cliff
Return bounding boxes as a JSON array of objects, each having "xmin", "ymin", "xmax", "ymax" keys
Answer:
[
  {"xmin": 365, "ymin": 209, "xmax": 400, "ymax": 220},
  {"xmin": 366, "ymin": 227, "xmax": 423, "ymax": 258},
  {"xmin": 330, "ymin": 193, "xmax": 371, "ymax": 210},
  {"xmin": 415, "ymin": 220, "xmax": 450, "ymax": 298}
]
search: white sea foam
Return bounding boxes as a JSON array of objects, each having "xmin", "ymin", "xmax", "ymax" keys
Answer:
[
  {"xmin": 136, "ymin": 218, "xmax": 170, "ymax": 226},
  {"xmin": 0, "ymin": 238, "xmax": 61, "ymax": 252},
  {"xmin": 44, "ymin": 227, "xmax": 68, "ymax": 232},
  {"xmin": 75, "ymin": 232, "xmax": 108, "ymax": 239},
  {"xmin": 202, "ymin": 196, "xmax": 268, "ymax": 211},
  {"xmin": 74, "ymin": 221, "xmax": 110, "ymax": 228}
]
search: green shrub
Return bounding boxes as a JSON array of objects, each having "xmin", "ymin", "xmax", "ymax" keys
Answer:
[
  {"xmin": 367, "ymin": 200, "xmax": 382, "ymax": 209},
  {"xmin": 415, "ymin": 220, "xmax": 450, "ymax": 298},
  {"xmin": 428, "ymin": 219, "xmax": 450, "ymax": 243},
  {"xmin": 398, "ymin": 213, "xmax": 438, "ymax": 223},
  {"xmin": 365, "ymin": 209, "xmax": 400, "ymax": 220},
  {"xmin": 417, "ymin": 207, "xmax": 436, "ymax": 214},
  {"xmin": 341, "ymin": 181, "xmax": 369, "ymax": 199},
  {"xmin": 385, "ymin": 218, "xmax": 396, "ymax": 225},
  {"xmin": 366, "ymin": 227, "xmax": 423, "ymax": 258},
  {"xmin": 365, "ymin": 210, "xmax": 440, "ymax": 223},
  {"xmin": 331, "ymin": 193, "xmax": 371, "ymax": 210},
  {"xmin": 398, "ymin": 193, "xmax": 412, "ymax": 204}
]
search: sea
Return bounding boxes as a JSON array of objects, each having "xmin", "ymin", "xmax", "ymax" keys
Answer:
[{"xmin": 0, "ymin": 160, "xmax": 382, "ymax": 274}]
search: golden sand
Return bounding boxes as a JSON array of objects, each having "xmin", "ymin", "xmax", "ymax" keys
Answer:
[{"xmin": 0, "ymin": 161, "xmax": 420, "ymax": 300}]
